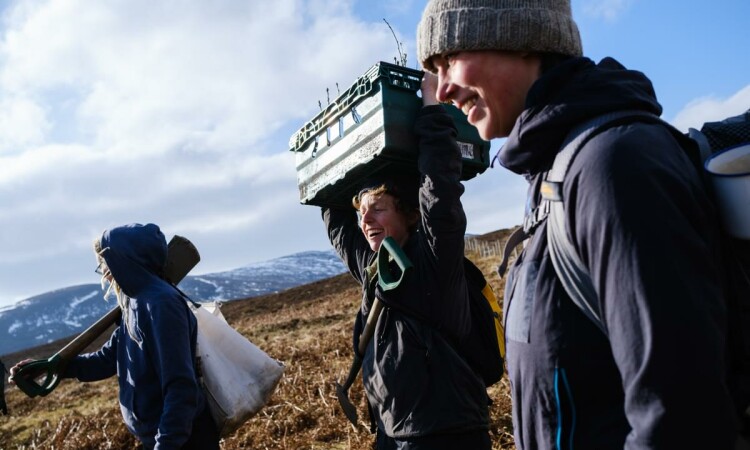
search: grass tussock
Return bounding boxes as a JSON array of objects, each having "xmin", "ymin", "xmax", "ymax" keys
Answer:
[{"xmin": 0, "ymin": 229, "xmax": 517, "ymax": 449}]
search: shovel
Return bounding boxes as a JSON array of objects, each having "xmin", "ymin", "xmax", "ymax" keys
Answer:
[
  {"xmin": 11, "ymin": 235, "xmax": 200, "ymax": 398},
  {"xmin": 335, "ymin": 236, "xmax": 412, "ymax": 426}
]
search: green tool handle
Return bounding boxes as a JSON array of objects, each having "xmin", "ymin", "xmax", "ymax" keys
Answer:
[
  {"xmin": 12, "ymin": 306, "xmax": 122, "ymax": 398},
  {"xmin": 377, "ymin": 237, "xmax": 413, "ymax": 291},
  {"xmin": 358, "ymin": 237, "xmax": 411, "ymax": 354},
  {"xmin": 11, "ymin": 355, "xmax": 63, "ymax": 399}
]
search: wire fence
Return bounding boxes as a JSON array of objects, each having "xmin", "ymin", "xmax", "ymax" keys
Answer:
[{"xmin": 465, "ymin": 236, "xmax": 509, "ymax": 259}]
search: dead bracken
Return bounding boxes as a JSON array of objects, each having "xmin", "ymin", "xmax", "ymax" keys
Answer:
[{"xmin": 0, "ymin": 230, "xmax": 516, "ymax": 450}]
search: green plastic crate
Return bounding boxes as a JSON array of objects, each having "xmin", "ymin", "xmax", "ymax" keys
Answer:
[{"xmin": 289, "ymin": 61, "xmax": 490, "ymax": 208}]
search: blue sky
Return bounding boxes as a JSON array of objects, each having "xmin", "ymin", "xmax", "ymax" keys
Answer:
[{"xmin": 0, "ymin": 0, "xmax": 748, "ymax": 308}]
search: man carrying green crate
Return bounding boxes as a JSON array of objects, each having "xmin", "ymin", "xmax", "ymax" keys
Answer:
[{"xmin": 322, "ymin": 72, "xmax": 492, "ymax": 449}]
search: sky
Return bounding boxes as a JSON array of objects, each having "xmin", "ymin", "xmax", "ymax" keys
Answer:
[{"xmin": 1, "ymin": 0, "xmax": 748, "ymax": 308}]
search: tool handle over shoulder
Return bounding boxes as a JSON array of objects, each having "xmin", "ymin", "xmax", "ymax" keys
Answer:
[
  {"xmin": 12, "ymin": 306, "xmax": 122, "ymax": 398},
  {"xmin": 56, "ymin": 306, "xmax": 122, "ymax": 362}
]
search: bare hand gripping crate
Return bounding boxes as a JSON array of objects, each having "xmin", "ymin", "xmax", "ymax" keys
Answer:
[{"xmin": 289, "ymin": 61, "xmax": 491, "ymax": 208}]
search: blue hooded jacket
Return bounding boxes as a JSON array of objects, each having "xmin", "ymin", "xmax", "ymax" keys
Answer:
[{"xmin": 65, "ymin": 223, "xmax": 205, "ymax": 450}]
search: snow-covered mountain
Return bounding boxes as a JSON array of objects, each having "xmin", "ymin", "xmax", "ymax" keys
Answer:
[{"xmin": 0, "ymin": 250, "xmax": 346, "ymax": 356}]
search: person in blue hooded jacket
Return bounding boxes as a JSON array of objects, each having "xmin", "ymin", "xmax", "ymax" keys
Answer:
[{"xmin": 13, "ymin": 223, "xmax": 219, "ymax": 449}]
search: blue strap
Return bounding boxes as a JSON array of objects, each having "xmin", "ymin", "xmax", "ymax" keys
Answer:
[{"xmin": 554, "ymin": 367, "xmax": 578, "ymax": 450}]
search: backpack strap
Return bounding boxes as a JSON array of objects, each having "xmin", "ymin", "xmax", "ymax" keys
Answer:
[
  {"xmin": 363, "ymin": 259, "xmax": 379, "ymax": 308},
  {"xmin": 543, "ymin": 111, "xmax": 663, "ymax": 337},
  {"xmin": 172, "ymin": 283, "xmax": 202, "ymax": 309},
  {"xmin": 688, "ymin": 127, "xmax": 713, "ymax": 163},
  {"xmin": 497, "ymin": 226, "xmax": 529, "ymax": 277}
]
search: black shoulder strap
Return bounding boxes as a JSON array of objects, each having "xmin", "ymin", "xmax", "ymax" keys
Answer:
[
  {"xmin": 171, "ymin": 283, "xmax": 202, "ymax": 309},
  {"xmin": 363, "ymin": 259, "xmax": 379, "ymax": 303},
  {"xmin": 497, "ymin": 226, "xmax": 529, "ymax": 277},
  {"xmin": 463, "ymin": 256, "xmax": 485, "ymax": 284},
  {"xmin": 543, "ymin": 111, "xmax": 663, "ymax": 337}
]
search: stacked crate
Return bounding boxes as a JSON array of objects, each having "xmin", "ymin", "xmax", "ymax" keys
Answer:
[{"xmin": 289, "ymin": 61, "xmax": 490, "ymax": 208}]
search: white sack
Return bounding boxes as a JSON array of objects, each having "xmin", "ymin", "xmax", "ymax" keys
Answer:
[{"xmin": 191, "ymin": 302, "xmax": 285, "ymax": 437}]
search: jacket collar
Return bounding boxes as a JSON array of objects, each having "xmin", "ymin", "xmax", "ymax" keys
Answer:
[{"xmin": 498, "ymin": 57, "xmax": 663, "ymax": 177}]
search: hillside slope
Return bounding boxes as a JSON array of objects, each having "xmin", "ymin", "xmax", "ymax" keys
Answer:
[{"xmin": 0, "ymin": 229, "xmax": 517, "ymax": 450}]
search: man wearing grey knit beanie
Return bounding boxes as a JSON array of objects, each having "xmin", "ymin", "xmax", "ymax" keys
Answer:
[{"xmin": 418, "ymin": 1, "xmax": 739, "ymax": 450}]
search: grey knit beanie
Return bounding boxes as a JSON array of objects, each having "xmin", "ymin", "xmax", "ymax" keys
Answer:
[{"xmin": 417, "ymin": 0, "xmax": 582, "ymax": 72}]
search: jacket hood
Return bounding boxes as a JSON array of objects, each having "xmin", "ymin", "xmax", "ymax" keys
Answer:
[
  {"xmin": 99, "ymin": 223, "xmax": 168, "ymax": 298},
  {"xmin": 498, "ymin": 57, "xmax": 663, "ymax": 176}
]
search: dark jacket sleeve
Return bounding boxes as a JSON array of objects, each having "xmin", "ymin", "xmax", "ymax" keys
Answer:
[
  {"xmin": 63, "ymin": 328, "xmax": 119, "ymax": 381},
  {"xmin": 411, "ymin": 105, "xmax": 470, "ymax": 339},
  {"xmin": 567, "ymin": 122, "xmax": 735, "ymax": 449}
]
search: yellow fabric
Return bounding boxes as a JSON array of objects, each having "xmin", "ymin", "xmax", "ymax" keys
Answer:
[{"xmin": 482, "ymin": 282, "xmax": 506, "ymax": 359}]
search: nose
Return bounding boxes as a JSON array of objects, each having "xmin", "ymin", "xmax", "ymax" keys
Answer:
[
  {"xmin": 361, "ymin": 209, "xmax": 373, "ymax": 226},
  {"xmin": 435, "ymin": 69, "xmax": 453, "ymax": 104}
]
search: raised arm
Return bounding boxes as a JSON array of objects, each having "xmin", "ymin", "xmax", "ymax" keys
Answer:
[
  {"xmin": 415, "ymin": 73, "xmax": 467, "ymax": 264},
  {"xmin": 411, "ymin": 72, "xmax": 470, "ymax": 337}
]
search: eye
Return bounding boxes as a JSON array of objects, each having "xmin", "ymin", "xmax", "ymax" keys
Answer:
[{"xmin": 443, "ymin": 52, "xmax": 459, "ymax": 67}]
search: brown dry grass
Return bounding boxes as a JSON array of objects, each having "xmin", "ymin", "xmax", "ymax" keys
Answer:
[{"xmin": 0, "ymin": 229, "xmax": 517, "ymax": 450}]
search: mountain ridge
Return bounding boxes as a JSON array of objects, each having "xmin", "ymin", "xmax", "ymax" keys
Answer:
[{"xmin": 0, "ymin": 250, "xmax": 346, "ymax": 356}]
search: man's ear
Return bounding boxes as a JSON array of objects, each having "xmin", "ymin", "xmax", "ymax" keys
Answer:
[{"xmin": 408, "ymin": 211, "xmax": 421, "ymax": 227}]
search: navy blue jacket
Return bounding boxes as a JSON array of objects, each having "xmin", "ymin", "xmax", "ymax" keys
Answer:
[
  {"xmin": 64, "ymin": 224, "xmax": 204, "ymax": 450},
  {"xmin": 323, "ymin": 105, "xmax": 489, "ymax": 438},
  {"xmin": 500, "ymin": 57, "xmax": 736, "ymax": 449}
]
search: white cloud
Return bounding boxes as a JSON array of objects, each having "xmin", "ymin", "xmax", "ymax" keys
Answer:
[
  {"xmin": 582, "ymin": 0, "xmax": 634, "ymax": 22},
  {"xmin": 670, "ymin": 84, "xmax": 750, "ymax": 132},
  {"xmin": 0, "ymin": 96, "xmax": 50, "ymax": 153},
  {"xmin": 0, "ymin": 0, "xmax": 403, "ymax": 305},
  {"xmin": 0, "ymin": 143, "xmax": 94, "ymax": 185},
  {"xmin": 0, "ymin": 1, "xmax": 395, "ymax": 159}
]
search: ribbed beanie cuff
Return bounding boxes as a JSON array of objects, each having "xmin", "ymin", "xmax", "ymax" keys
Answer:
[{"xmin": 417, "ymin": 0, "xmax": 582, "ymax": 72}]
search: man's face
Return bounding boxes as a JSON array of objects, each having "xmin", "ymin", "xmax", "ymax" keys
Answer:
[
  {"xmin": 359, "ymin": 192, "xmax": 412, "ymax": 252},
  {"xmin": 432, "ymin": 50, "xmax": 541, "ymax": 140}
]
